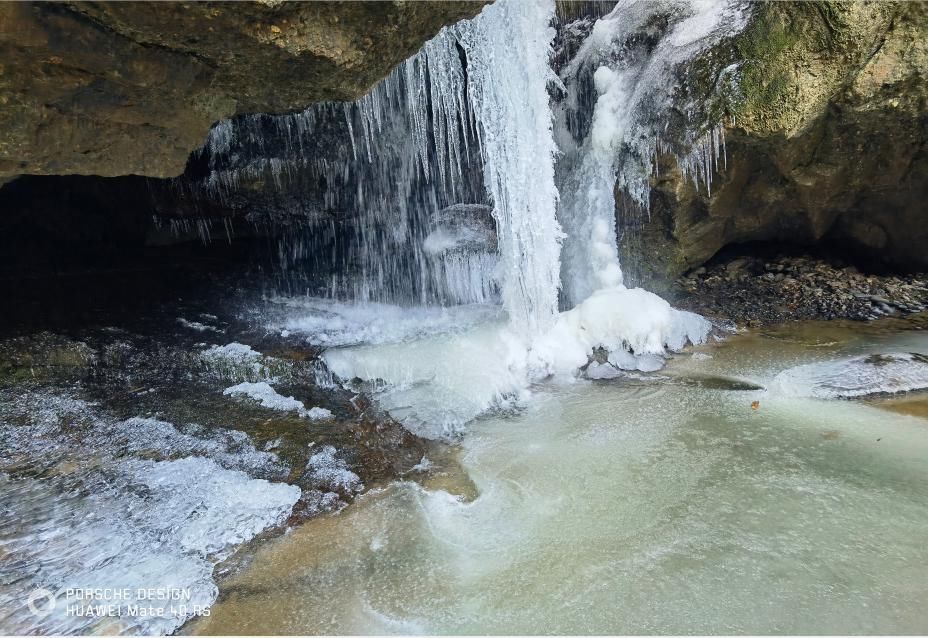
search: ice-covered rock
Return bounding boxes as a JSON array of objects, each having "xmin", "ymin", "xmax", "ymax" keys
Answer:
[
  {"xmin": 177, "ymin": 317, "xmax": 223, "ymax": 333},
  {"xmin": 0, "ymin": 455, "xmax": 299, "ymax": 635},
  {"xmin": 200, "ymin": 342, "xmax": 274, "ymax": 382},
  {"xmin": 305, "ymin": 406, "xmax": 334, "ymax": 421}
]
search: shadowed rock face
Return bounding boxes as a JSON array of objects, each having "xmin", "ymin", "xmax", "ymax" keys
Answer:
[
  {"xmin": 620, "ymin": 1, "xmax": 928, "ymax": 288},
  {"xmin": 0, "ymin": 1, "xmax": 484, "ymax": 179}
]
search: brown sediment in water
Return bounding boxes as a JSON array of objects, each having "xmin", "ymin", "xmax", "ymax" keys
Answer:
[{"xmin": 868, "ymin": 394, "xmax": 928, "ymax": 420}]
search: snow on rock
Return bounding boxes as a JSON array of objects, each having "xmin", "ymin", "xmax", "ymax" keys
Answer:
[
  {"xmin": 305, "ymin": 406, "xmax": 334, "ymax": 420},
  {"xmin": 177, "ymin": 317, "xmax": 223, "ymax": 333},
  {"xmin": 224, "ymin": 381, "xmax": 306, "ymax": 412},
  {"xmin": 200, "ymin": 342, "xmax": 273, "ymax": 382},
  {"xmin": 202, "ymin": 341, "xmax": 262, "ymax": 362}
]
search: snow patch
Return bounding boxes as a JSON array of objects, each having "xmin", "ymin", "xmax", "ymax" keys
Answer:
[
  {"xmin": 177, "ymin": 317, "xmax": 223, "ymax": 333},
  {"xmin": 200, "ymin": 342, "xmax": 274, "ymax": 382}
]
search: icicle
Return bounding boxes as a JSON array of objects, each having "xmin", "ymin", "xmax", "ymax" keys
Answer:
[{"xmin": 454, "ymin": 0, "xmax": 563, "ymax": 335}]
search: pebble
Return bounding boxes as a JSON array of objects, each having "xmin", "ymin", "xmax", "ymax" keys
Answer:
[{"xmin": 672, "ymin": 253, "xmax": 928, "ymax": 327}]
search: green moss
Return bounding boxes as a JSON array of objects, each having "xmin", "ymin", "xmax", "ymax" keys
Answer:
[
  {"xmin": 733, "ymin": 4, "xmax": 809, "ymax": 120},
  {"xmin": 675, "ymin": 2, "xmax": 861, "ymax": 128}
]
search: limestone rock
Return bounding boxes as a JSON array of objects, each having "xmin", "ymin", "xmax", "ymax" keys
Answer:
[
  {"xmin": 0, "ymin": 1, "xmax": 484, "ymax": 178},
  {"xmin": 620, "ymin": 1, "xmax": 928, "ymax": 289}
]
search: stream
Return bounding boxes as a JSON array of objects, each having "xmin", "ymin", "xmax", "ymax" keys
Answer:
[{"xmin": 187, "ymin": 315, "xmax": 928, "ymax": 635}]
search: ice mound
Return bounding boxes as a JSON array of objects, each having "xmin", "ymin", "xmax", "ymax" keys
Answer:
[
  {"xmin": 585, "ymin": 361, "xmax": 627, "ymax": 380},
  {"xmin": 323, "ymin": 320, "xmax": 528, "ymax": 438},
  {"xmin": 322, "ymin": 287, "xmax": 709, "ymax": 437},
  {"xmin": 773, "ymin": 353, "xmax": 928, "ymax": 399},
  {"xmin": 223, "ymin": 382, "xmax": 333, "ymax": 420},
  {"xmin": 529, "ymin": 287, "xmax": 711, "ymax": 379}
]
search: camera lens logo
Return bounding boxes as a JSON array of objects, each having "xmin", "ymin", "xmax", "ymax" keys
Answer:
[{"xmin": 27, "ymin": 588, "xmax": 57, "ymax": 617}]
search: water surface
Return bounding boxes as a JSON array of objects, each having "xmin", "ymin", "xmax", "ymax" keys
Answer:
[{"xmin": 190, "ymin": 317, "xmax": 928, "ymax": 634}]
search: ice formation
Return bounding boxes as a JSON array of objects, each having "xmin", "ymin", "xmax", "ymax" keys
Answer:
[
  {"xmin": 0, "ymin": 391, "xmax": 300, "ymax": 635},
  {"xmin": 0, "ymin": 9, "xmax": 748, "ymax": 633},
  {"xmin": 268, "ymin": 297, "xmax": 502, "ymax": 348},
  {"xmin": 177, "ymin": 317, "xmax": 223, "ymax": 333},
  {"xmin": 190, "ymin": 0, "xmax": 731, "ymax": 436},
  {"xmin": 772, "ymin": 353, "xmax": 928, "ymax": 399},
  {"xmin": 453, "ymin": 0, "xmax": 564, "ymax": 335},
  {"xmin": 305, "ymin": 445, "xmax": 364, "ymax": 494},
  {"xmin": 322, "ymin": 319, "xmax": 529, "ymax": 438},
  {"xmin": 555, "ymin": 0, "xmax": 747, "ymax": 306},
  {"xmin": 530, "ymin": 287, "xmax": 711, "ymax": 379},
  {"xmin": 0, "ymin": 462, "xmax": 299, "ymax": 635},
  {"xmin": 187, "ymin": 0, "xmax": 563, "ymax": 333},
  {"xmin": 200, "ymin": 342, "xmax": 273, "ymax": 382},
  {"xmin": 273, "ymin": 0, "xmax": 724, "ymax": 435},
  {"xmin": 186, "ymin": 12, "xmax": 490, "ymax": 308},
  {"xmin": 223, "ymin": 381, "xmax": 333, "ymax": 420}
]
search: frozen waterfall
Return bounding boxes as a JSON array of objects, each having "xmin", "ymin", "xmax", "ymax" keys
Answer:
[
  {"xmin": 555, "ymin": 0, "xmax": 747, "ymax": 307},
  {"xmin": 179, "ymin": 0, "xmax": 757, "ymax": 434}
]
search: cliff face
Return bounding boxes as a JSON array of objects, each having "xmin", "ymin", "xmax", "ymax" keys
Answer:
[
  {"xmin": 621, "ymin": 1, "xmax": 928, "ymax": 289},
  {"xmin": 0, "ymin": 1, "xmax": 483, "ymax": 179}
]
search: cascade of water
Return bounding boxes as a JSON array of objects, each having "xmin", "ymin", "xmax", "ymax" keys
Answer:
[
  {"xmin": 170, "ymin": 0, "xmax": 727, "ymax": 430},
  {"xmin": 555, "ymin": 0, "xmax": 747, "ymax": 307},
  {"xmin": 185, "ymin": 30, "xmax": 490, "ymax": 307},
  {"xmin": 182, "ymin": 0, "xmax": 564, "ymax": 337},
  {"xmin": 173, "ymin": 0, "xmax": 724, "ymax": 435}
]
